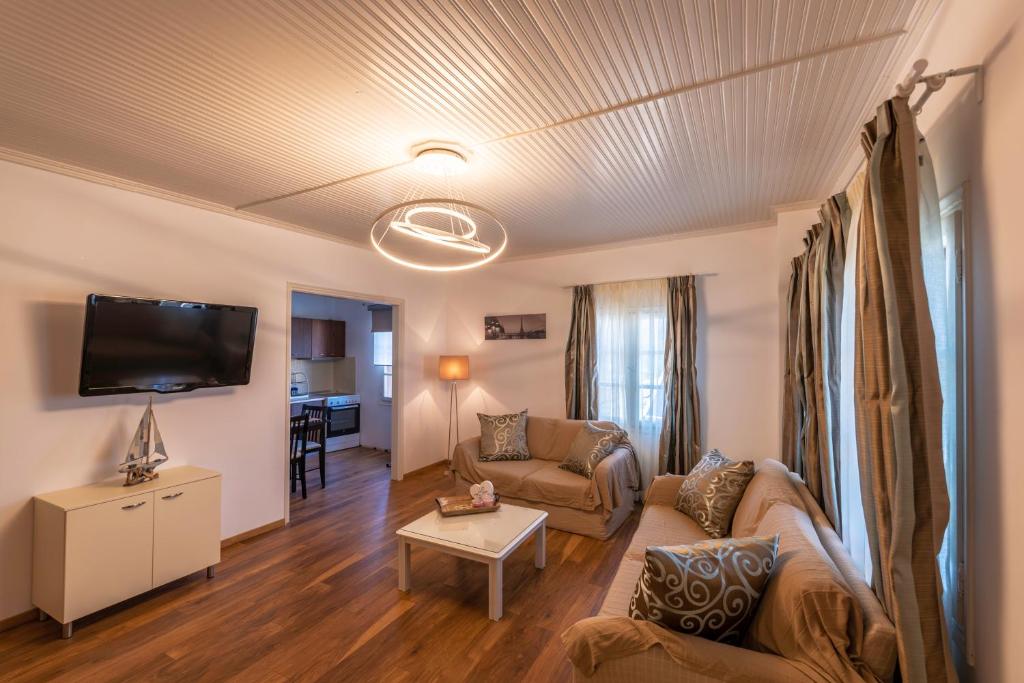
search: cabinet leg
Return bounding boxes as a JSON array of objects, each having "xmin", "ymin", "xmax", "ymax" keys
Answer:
[
  {"xmin": 37, "ymin": 609, "xmax": 47, "ymax": 622},
  {"xmin": 207, "ymin": 565, "xmax": 216, "ymax": 579},
  {"xmin": 61, "ymin": 621, "xmax": 72, "ymax": 639}
]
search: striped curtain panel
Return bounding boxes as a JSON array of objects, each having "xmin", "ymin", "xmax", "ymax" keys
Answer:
[
  {"xmin": 659, "ymin": 275, "xmax": 701, "ymax": 475},
  {"xmin": 784, "ymin": 198, "xmax": 849, "ymax": 530},
  {"xmin": 781, "ymin": 257, "xmax": 804, "ymax": 476},
  {"xmin": 564, "ymin": 285, "xmax": 598, "ymax": 420},
  {"xmin": 854, "ymin": 98, "xmax": 954, "ymax": 683}
]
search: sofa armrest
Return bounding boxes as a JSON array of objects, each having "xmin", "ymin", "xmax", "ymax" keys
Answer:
[
  {"xmin": 451, "ymin": 437, "xmax": 481, "ymax": 477},
  {"xmin": 592, "ymin": 446, "xmax": 639, "ymax": 513},
  {"xmin": 563, "ymin": 617, "xmax": 813, "ymax": 683},
  {"xmin": 644, "ymin": 474, "xmax": 685, "ymax": 507}
]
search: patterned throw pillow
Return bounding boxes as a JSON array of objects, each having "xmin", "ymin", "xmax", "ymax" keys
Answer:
[
  {"xmin": 478, "ymin": 411, "xmax": 530, "ymax": 461},
  {"xmin": 558, "ymin": 421, "xmax": 627, "ymax": 478},
  {"xmin": 629, "ymin": 535, "xmax": 779, "ymax": 642},
  {"xmin": 675, "ymin": 450, "xmax": 755, "ymax": 538}
]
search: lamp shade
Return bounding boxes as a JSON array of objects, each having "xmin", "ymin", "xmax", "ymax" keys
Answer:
[{"xmin": 439, "ymin": 355, "xmax": 470, "ymax": 381}]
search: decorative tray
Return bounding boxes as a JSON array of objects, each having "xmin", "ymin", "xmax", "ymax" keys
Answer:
[{"xmin": 435, "ymin": 494, "xmax": 501, "ymax": 517}]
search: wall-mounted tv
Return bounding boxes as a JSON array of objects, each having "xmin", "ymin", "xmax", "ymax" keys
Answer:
[{"xmin": 78, "ymin": 294, "xmax": 258, "ymax": 396}]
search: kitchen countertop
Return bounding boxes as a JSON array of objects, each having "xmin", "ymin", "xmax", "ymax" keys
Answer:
[
  {"xmin": 289, "ymin": 390, "xmax": 355, "ymax": 404},
  {"xmin": 289, "ymin": 392, "xmax": 330, "ymax": 404}
]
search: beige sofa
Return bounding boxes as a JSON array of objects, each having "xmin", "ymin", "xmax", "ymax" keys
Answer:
[
  {"xmin": 451, "ymin": 416, "xmax": 638, "ymax": 540},
  {"xmin": 562, "ymin": 459, "xmax": 897, "ymax": 683}
]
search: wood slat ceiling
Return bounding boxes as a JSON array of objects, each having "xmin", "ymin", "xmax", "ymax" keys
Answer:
[{"xmin": 0, "ymin": 0, "xmax": 936, "ymax": 257}]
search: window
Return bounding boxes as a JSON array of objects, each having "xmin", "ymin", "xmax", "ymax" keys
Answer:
[
  {"xmin": 382, "ymin": 365, "xmax": 393, "ymax": 402},
  {"xmin": 594, "ymin": 279, "xmax": 667, "ymax": 486},
  {"xmin": 935, "ymin": 184, "xmax": 970, "ymax": 661},
  {"xmin": 373, "ymin": 331, "xmax": 392, "ymax": 403}
]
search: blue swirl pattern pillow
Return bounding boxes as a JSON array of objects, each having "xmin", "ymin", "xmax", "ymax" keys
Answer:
[
  {"xmin": 629, "ymin": 535, "xmax": 779, "ymax": 642},
  {"xmin": 675, "ymin": 450, "xmax": 755, "ymax": 538},
  {"xmin": 477, "ymin": 410, "xmax": 530, "ymax": 461},
  {"xmin": 558, "ymin": 421, "xmax": 627, "ymax": 478}
]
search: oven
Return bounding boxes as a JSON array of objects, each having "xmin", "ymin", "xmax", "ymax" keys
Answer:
[{"xmin": 325, "ymin": 394, "xmax": 360, "ymax": 451}]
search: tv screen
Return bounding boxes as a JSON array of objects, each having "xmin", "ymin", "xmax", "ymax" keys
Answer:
[{"xmin": 79, "ymin": 294, "xmax": 258, "ymax": 396}]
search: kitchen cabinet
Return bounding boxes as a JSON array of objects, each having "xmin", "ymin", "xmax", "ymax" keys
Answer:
[
  {"xmin": 291, "ymin": 317, "xmax": 313, "ymax": 359},
  {"xmin": 310, "ymin": 319, "xmax": 346, "ymax": 359},
  {"xmin": 292, "ymin": 318, "xmax": 345, "ymax": 359}
]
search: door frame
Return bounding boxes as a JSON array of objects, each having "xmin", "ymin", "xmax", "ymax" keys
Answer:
[{"xmin": 284, "ymin": 282, "xmax": 405, "ymax": 524}]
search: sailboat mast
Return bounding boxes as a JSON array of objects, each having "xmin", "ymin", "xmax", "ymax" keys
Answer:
[{"xmin": 140, "ymin": 398, "xmax": 152, "ymax": 465}]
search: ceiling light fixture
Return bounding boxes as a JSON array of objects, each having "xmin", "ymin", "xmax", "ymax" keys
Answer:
[
  {"xmin": 389, "ymin": 206, "xmax": 490, "ymax": 254},
  {"xmin": 371, "ymin": 198, "xmax": 507, "ymax": 272},
  {"xmin": 410, "ymin": 141, "xmax": 470, "ymax": 175}
]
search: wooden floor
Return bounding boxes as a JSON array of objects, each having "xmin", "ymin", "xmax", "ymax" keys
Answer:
[{"xmin": 0, "ymin": 447, "xmax": 639, "ymax": 682}]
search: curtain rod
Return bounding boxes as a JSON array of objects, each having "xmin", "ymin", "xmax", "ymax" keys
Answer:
[
  {"xmin": 561, "ymin": 273, "xmax": 716, "ymax": 289},
  {"xmin": 894, "ymin": 59, "xmax": 984, "ymax": 115}
]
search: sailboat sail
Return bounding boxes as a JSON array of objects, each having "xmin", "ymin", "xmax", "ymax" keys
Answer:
[{"xmin": 120, "ymin": 399, "xmax": 169, "ymax": 485}]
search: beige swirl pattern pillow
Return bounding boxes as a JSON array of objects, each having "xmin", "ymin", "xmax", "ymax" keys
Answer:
[
  {"xmin": 477, "ymin": 410, "xmax": 530, "ymax": 461},
  {"xmin": 675, "ymin": 450, "xmax": 755, "ymax": 538},
  {"xmin": 629, "ymin": 535, "xmax": 779, "ymax": 642},
  {"xmin": 558, "ymin": 421, "xmax": 627, "ymax": 478}
]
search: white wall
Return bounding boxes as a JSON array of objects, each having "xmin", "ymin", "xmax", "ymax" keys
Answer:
[
  {"xmin": 905, "ymin": 1, "xmax": 1024, "ymax": 679},
  {"xmin": 444, "ymin": 226, "xmax": 785, "ymax": 464},
  {"xmin": 0, "ymin": 160, "xmax": 448, "ymax": 622},
  {"xmin": 290, "ymin": 292, "xmax": 392, "ymax": 450}
]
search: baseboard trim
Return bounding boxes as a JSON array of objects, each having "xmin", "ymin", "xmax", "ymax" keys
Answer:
[
  {"xmin": 221, "ymin": 518, "xmax": 285, "ymax": 549},
  {"xmin": 0, "ymin": 608, "xmax": 37, "ymax": 634},
  {"xmin": 404, "ymin": 458, "xmax": 449, "ymax": 477}
]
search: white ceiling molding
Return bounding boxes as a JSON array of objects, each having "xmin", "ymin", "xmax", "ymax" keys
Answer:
[
  {"xmin": 0, "ymin": 1, "xmax": 942, "ymax": 258},
  {"xmin": 0, "ymin": 146, "xmax": 369, "ymax": 251}
]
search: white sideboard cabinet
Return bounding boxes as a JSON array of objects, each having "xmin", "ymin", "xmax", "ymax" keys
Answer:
[{"xmin": 33, "ymin": 466, "xmax": 221, "ymax": 638}]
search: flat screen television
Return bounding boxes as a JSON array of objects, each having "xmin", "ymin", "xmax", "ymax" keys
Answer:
[{"xmin": 78, "ymin": 294, "xmax": 258, "ymax": 396}]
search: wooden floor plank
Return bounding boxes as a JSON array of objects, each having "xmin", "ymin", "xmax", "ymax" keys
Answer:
[{"xmin": 0, "ymin": 447, "xmax": 637, "ymax": 682}]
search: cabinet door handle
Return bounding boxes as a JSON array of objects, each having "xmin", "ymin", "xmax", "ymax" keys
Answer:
[
  {"xmin": 121, "ymin": 501, "xmax": 147, "ymax": 510},
  {"xmin": 161, "ymin": 492, "xmax": 184, "ymax": 500}
]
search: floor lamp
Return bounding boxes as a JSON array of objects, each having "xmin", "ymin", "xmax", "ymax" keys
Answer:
[{"xmin": 439, "ymin": 355, "xmax": 470, "ymax": 469}]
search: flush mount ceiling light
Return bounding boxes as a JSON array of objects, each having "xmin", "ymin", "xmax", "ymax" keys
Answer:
[
  {"xmin": 371, "ymin": 198, "xmax": 507, "ymax": 272},
  {"xmin": 410, "ymin": 140, "xmax": 471, "ymax": 175}
]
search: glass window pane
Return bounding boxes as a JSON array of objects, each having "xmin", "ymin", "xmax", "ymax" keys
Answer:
[{"xmin": 373, "ymin": 332, "xmax": 392, "ymax": 366}]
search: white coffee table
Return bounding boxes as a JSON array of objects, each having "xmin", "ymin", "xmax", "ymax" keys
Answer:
[{"xmin": 396, "ymin": 503, "xmax": 547, "ymax": 621}]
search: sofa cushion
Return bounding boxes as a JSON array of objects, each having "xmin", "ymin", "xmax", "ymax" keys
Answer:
[
  {"xmin": 675, "ymin": 450, "xmax": 755, "ymax": 538},
  {"xmin": 465, "ymin": 458, "xmax": 549, "ymax": 496},
  {"xmin": 478, "ymin": 410, "xmax": 530, "ymax": 461},
  {"xmin": 518, "ymin": 462, "xmax": 598, "ymax": 511},
  {"xmin": 744, "ymin": 503, "xmax": 877, "ymax": 682},
  {"xmin": 730, "ymin": 459, "xmax": 807, "ymax": 537},
  {"xmin": 624, "ymin": 505, "xmax": 711, "ymax": 562},
  {"xmin": 629, "ymin": 535, "xmax": 779, "ymax": 643},
  {"xmin": 524, "ymin": 416, "xmax": 621, "ymax": 461},
  {"xmin": 559, "ymin": 422, "xmax": 628, "ymax": 479}
]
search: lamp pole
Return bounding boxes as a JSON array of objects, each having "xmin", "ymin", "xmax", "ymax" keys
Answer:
[{"xmin": 447, "ymin": 379, "xmax": 460, "ymax": 471}]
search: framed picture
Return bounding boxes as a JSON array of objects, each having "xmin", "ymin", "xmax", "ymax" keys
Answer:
[{"xmin": 484, "ymin": 314, "xmax": 546, "ymax": 341}]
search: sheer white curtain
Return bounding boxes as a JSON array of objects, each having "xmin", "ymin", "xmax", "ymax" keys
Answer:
[
  {"xmin": 594, "ymin": 279, "xmax": 667, "ymax": 488},
  {"xmin": 838, "ymin": 175, "xmax": 873, "ymax": 585},
  {"xmin": 918, "ymin": 138, "xmax": 960, "ymax": 625}
]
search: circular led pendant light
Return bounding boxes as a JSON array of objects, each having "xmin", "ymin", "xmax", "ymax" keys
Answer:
[{"xmin": 371, "ymin": 198, "xmax": 507, "ymax": 272}]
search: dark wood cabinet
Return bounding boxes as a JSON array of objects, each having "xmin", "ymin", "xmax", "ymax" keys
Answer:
[
  {"xmin": 294, "ymin": 318, "xmax": 345, "ymax": 359},
  {"xmin": 291, "ymin": 317, "xmax": 312, "ymax": 359},
  {"xmin": 326, "ymin": 320, "xmax": 346, "ymax": 358}
]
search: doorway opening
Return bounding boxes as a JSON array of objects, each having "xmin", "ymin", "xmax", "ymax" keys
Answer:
[{"xmin": 286, "ymin": 286, "xmax": 399, "ymax": 515}]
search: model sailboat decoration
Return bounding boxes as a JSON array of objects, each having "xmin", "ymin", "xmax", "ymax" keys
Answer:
[{"xmin": 119, "ymin": 398, "xmax": 169, "ymax": 486}]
